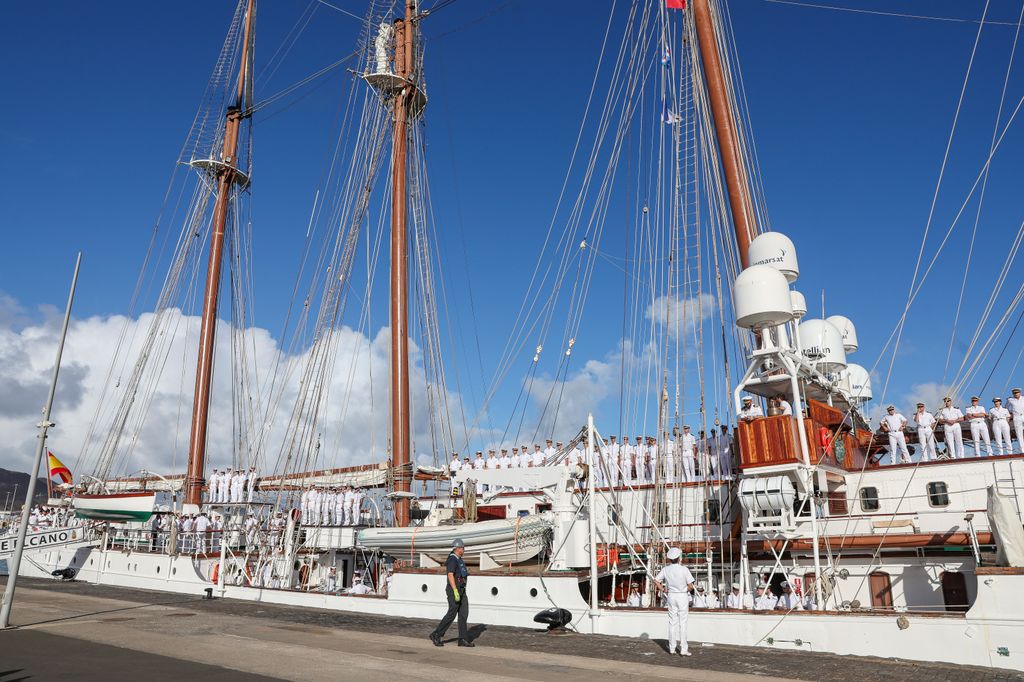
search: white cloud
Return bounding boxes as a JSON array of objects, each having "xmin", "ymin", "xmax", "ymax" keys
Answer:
[
  {"xmin": 645, "ymin": 293, "xmax": 716, "ymax": 334},
  {"xmin": 0, "ymin": 300, "xmax": 464, "ymax": 480}
]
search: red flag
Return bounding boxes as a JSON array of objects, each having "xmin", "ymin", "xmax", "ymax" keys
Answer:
[{"xmin": 667, "ymin": 0, "xmax": 687, "ymax": 9}]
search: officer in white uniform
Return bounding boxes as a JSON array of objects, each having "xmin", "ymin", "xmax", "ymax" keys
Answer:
[
  {"xmin": 880, "ymin": 405, "xmax": 911, "ymax": 465},
  {"xmin": 270, "ymin": 511, "xmax": 285, "ymax": 548},
  {"xmin": 499, "ymin": 449, "xmax": 512, "ymax": 469},
  {"xmin": 738, "ymin": 396, "xmax": 764, "ymax": 422},
  {"xmin": 1008, "ymin": 388, "xmax": 1024, "ymax": 452},
  {"xmin": 679, "ymin": 426, "xmax": 697, "ymax": 483},
  {"xmin": 543, "ymin": 439, "xmax": 557, "ymax": 464},
  {"xmin": 634, "ymin": 437, "xmax": 648, "ymax": 484},
  {"xmin": 913, "ymin": 402, "xmax": 938, "ymax": 462},
  {"xmin": 449, "ymin": 453, "xmax": 462, "ymax": 489},
  {"xmin": 990, "ymin": 397, "xmax": 1012, "ymax": 456},
  {"xmin": 691, "ymin": 584, "xmax": 713, "ymax": 608},
  {"xmin": 653, "ymin": 547, "xmax": 695, "ymax": 656},
  {"xmin": 342, "ymin": 486, "xmax": 356, "ymax": 525},
  {"xmin": 246, "ymin": 467, "xmax": 258, "ymax": 503},
  {"xmin": 965, "ymin": 396, "xmax": 993, "ymax": 457},
  {"xmin": 472, "ymin": 451, "xmax": 486, "ymax": 494},
  {"xmin": 531, "ymin": 444, "xmax": 546, "ymax": 468},
  {"xmin": 620, "ymin": 437, "xmax": 634, "ymax": 484},
  {"xmin": 208, "ymin": 469, "xmax": 221, "ymax": 504},
  {"xmin": 938, "ymin": 397, "xmax": 965, "ymax": 459}
]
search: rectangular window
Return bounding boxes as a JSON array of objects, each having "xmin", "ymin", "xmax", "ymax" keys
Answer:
[
  {"xmin": 859, "ymin": 487, "xmax": 880, "ymax": 512},
  {"xmin": 927, "ymin": 482, "xmax": 950, "ymax": 507}
]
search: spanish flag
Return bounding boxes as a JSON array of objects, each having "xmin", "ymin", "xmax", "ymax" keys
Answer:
[{"xmin": 47, "ymin": 450, "xmax": 72, "ymax": 484}]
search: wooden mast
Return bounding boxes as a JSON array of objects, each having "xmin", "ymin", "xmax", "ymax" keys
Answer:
[
  {"xmin": 183, "ymin": 0, "xmax": 256, "ymax": 508},
  {"xmin": 390, "ymin": 0, "xmax": 416, "ymax": 527},
  {"xmin": 691, "ymin": 0, "xmax": 756, "ymax": 266}
]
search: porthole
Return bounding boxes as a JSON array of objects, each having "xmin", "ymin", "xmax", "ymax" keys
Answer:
[
  {"xmin": 491, "ymin": 587, "xmax": 498, "ymax": 596},
  {"xmin": 530, "ymin": 588, "xmax": 538, "ymax": 597},
  {"xmin": 172, "ymin": 567, "xmax": 177, "ymax": 576},
  {"xmin": 89, "ymin": 559, "xmax": 94, "ymax": 566},
  {"xmin": 107, "ymin": 561, "xmax": 111, "ymax": 568},
  {"xmin": 156, "ymin": 566, "xmax": 161, "ymax": 574},
  {"xmin": 422, "ymin": 584, "xmax": 428, "ymax": 593}
]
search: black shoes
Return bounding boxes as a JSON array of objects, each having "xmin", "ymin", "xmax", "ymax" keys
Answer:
[
  {"xmin": 429, "ymin": 633, "xmax": 443, "ymax": 647},
  {"xmin": 458, "ymin": 639, "xmax": 475, "ymax": 647}
]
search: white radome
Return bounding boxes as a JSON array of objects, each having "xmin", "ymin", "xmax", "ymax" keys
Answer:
[
  {"xmin": 826, "ymin": 314, "xmax": 859, "ymax": 354},
  {"xmin": 798, "ymin": 319, "xmax": 847, "ymax": 372},
  {"xmin": 790, "ymin": 290, "xmax": 807, "ymax": 319},
  {"xmin": 734, "ymin": 265, "xmax": 794, "ymax": 329},
  {"xmin": 844, "ymin": 363, "xmax": 872, "ymax": 402},
  {"xmin": 747, "ymin": 232, "xmax": 799, "ymax": 283}
]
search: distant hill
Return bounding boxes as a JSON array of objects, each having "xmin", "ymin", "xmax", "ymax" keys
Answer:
[{"xmin": 0, "ymin": 468, "xmax": 50, "ymax": 511}]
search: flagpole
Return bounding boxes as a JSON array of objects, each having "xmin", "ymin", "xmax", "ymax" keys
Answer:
[{"xmin": 0, "ymin": 252, "xmax": 82, "ymax": 629}]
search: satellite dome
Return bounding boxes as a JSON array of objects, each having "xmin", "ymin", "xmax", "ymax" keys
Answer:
[
  {"xmin": 748, "ymin": 232, "xmax": 799, "ymax": 283},
  {"xmin": 734, "ymin": 265, "xmax": 794, "ymax": 330},
  {"xmin": 844, "ymin": 363, "xmax": 872, "ymax": 402},
  {"xmin": 826, "ymin": 315, "xmax": 858, "ymax": 354},
  {"xmin": 790, "ymin": 290, "xmax": 807, "ymax": 319},
  {"xmin": 798, "ymin": 319, "xmax": 847, "ymax": 372}
]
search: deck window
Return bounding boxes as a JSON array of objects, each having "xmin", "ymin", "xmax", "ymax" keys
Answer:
[
  {"xmin": 859, "ymin": 487, "xmax": 880, "ymax": 512},
  {"xmin": 927, "ymin": 481, "xmax": 949, "ymax": 507},
  {"xmin": 704, "ymin": 499, "xmax": 721, "ymax": 524}
]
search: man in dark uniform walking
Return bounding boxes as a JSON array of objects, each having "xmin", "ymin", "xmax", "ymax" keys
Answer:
[{"xmin": 429, "ymin": 538, "xmax": 473, "ymax": 647}]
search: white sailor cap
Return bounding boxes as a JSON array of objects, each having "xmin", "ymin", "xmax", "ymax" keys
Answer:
[
  {"xmin": 742, "ymin": 396, "xmax": 752, "ymax": 402},
  {"xmin": 781, "ymin": 580, "xmax": 791, "ymax": 589},
  {"xmin": 755, "ymin": 583, "xmax": 766, "ymax": 590},
  {"xmin": 1013, "ymin": 388, "xmax": 1022, "ymax": 393},
  {"xmin": 731, "ymin": 582, "xmax": 741, "ymax": 589},
  {"xmin": 886, "ymin": 404, "xmax": 895, "ymax": 410},
  {"xmin": 944, "ymin": 396, "xmax": 953, "ymax": 401},
  {"xmin": 971, "ymin": 395, "xmax": 980, "ymax": 401},
  {"xmin": 666, "ymin": 547, "xmax": 682, "ymax": 561},
  {"xmin": 993, "ymin": 397, "xmax": 1002, "ymax": 402},
  {"xmin": 695, "ymin": 584, "xmax": 705, "ymax": 592}
]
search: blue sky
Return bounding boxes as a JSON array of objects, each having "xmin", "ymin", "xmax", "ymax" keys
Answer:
[{"xmin": 2, "ymin": 0, "xmax": 1024, "ymax": 470}]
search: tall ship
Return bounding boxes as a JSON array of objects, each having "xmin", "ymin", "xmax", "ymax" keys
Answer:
[{"xmin": 4, "ymin": 0, "xmax": 1024, "ymax": 672}]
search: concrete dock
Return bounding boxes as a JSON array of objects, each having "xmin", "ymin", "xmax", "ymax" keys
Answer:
[{"xmin": 0, "ymin": 578, "xmax": 1019, "ymax": 681}]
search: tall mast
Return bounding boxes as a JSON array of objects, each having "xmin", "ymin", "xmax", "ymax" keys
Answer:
[
  {"xmin": 390, "ymin": 0, "xmax": 417, "ymax": 527},
  {"xmin": 692, "ymin": 0, "xmax": 756, "ymax": 266},
  {"xmin": 183, "ymin": 0, "xmax": 256, "ymax": 508}
]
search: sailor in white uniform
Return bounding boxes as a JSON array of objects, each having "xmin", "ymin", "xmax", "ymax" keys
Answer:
[
  {"xmin": 544, "ymin": 439, "xmax": 557, "ymax": 464},
  {"xmin": 652, "ymin": 547, "xmax": 695, "ymax": 656},
  {"xmin": 531, "ymin": 444, "xmax": 546, "ymax": 468},
  {"xmin": 690, "ymin": 584, "xmax": 713, "ymax": 608},
  {"xmin": 220, "ymin": 468, "xmax": 233, "ymax": 503},
  {"xmin": 774, "ymin": 581, "xmax": 802, "ymax": 611},
  {"xmin": 661, "ymin": 431, "xmax": 676, "ymax": 484},
  {"xmin": 725, "ymin": 582, "xmax": 744, "ymax": 609},
  {"xmin": 679, "ymin": 426, "xmax": 697, "ymax": 483},
  {"xmin": 246, "ymin": 467, "xmax": 257, "ymax": 503},
  {"xmin": 620, "ymin": 437, "xmax": 635, "ymax": 484},
  {"xmin": 472, "ymin": 451, "xmax": 486, "ymax": 494},
  {"xmin": 449, "ymin": 453, "xmax": 462, "ymax": 488},
  {"xmin": 269, "ymin": 511, "xmax": 285, "ymax": 548},
  {"xmin": 717, "ymin": 425, "xmax": 732, "ymax": 479},
  {"xmin": 231, "ymin": 470, "xmax": 245, "ymax": 503},
  {"xmin": 938, "ymin": 397, "xmax": 965, "ymax": 459},
  {"xmin": 738, "ymin": 396, "xmax": 764, "ymax": 422},
  {"xmin": 753, "ymin": 584, "xmax": 776, "ymax": 611},
  {"xmin": 607, "ymin": 436, "xmax": 620, "ymax": 486},
  {"xmin": 965, "ymin": 396, "xmax": 993, "ymax": 457},
  {"xmin": 645, "ymin": 437, "xmax": 657, "ymax": 484},
  {"xmin": 300, "ymin": 486, "xmax": 310, "ymax": 525},
  {"xmin": 499, "ymin": 449, "xmax": 512, "ymax": 469},
  {"xmin": 208, "ymin": 469, "xmax": 221, "ymax": 504},
  {"xmin": 634, "ymin": 437, "xmax": 649, "ymax": 484},
  {"xmin": 1008, "ymin": 388, "xmax": 1024, "ymax": 452},
  {"xmin": 880, "ymin": 405, "xmax": 911, "ymax": 465},
  {"xmin": 990, "ymin": 397, "xmax": 1012, "ymax": 457},
  {"xmin": 913, "ymin": 402, "xmax": 938, "ymax": 462}
]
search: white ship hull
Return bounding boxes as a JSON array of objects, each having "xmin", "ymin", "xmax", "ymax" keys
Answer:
[{"xmin": 15, "ymin": 542, "xmax": 1024, "ymax": 672}]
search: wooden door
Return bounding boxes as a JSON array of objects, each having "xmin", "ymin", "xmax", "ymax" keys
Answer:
[
  {"xmin": 869, "ymin": 571, "xmax": 892, "ymax": 608},
  {"xmin": 940, "ymin": 571, "xmax": 969, "ymax": 612}
]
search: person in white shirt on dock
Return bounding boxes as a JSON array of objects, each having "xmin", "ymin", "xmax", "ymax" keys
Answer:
[
  {"xmin": 990, "ymin": 397, "xmax": 1012, "ymax": 456},
  {"xmin": 1008, "ymin": 388, "xmax": 1024, "ymax": 452},
  {"xmin": 679, "ymin": 426, "xmax": 697, "ymax": 483},
  {"xmin": 652, "ymin": 547, "xmax": 695, "ymax": 656},
  {"xmin": 965, "ymin": 396, "xmax": 994, "ymax": 457},
  {"xmin": 938, "ymin": 397, "xmax": 965, "ymax": 459},
  {"xmin": 880, "ymin": 405, "xmax": 911, "ymax": 465},
  {"xmin": 738, "ymin": 396, "xmax": 763, "ymax": 422},
  {"xmin": 913, "ymin": 402, "xmax": 938, "ymax": 462}
]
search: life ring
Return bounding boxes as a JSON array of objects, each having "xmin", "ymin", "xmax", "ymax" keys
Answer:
[{"xmin": 211, "ymin": 562, "xmax": 220, "ymax": 584}]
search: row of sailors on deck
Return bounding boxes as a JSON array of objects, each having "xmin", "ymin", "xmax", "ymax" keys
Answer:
[
  {"xmin": 626, "ymin": 579, "xmax": 814, "ymax": 611},
  {"xmin": 449, "ymin": 427, "xmax": 735, "ymax": 492},
  {"xmin": 206, "ymin": 467, "xmax": 258, "ymax": 504},
  {"xmin": 298, "ymin": 486, "xmax": 366, "ymax": 526},
  {"xmin": 881, "ymin": 391, "xmax": 1024, "ymax": 464}
]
